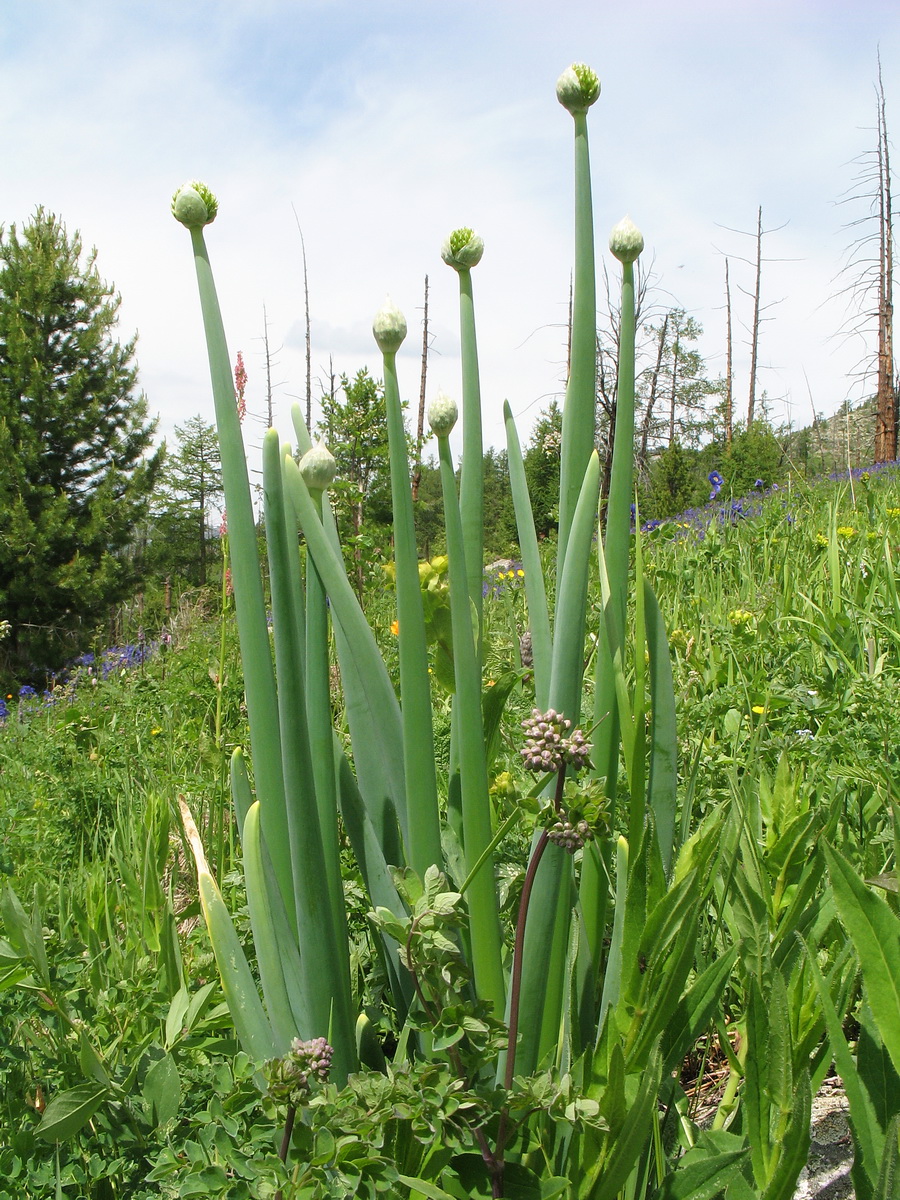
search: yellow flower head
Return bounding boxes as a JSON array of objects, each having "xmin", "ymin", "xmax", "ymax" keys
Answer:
[
  {"xmin": 752, "ymin": 705, "xmax": 765, "ymax": 715},
  {"xmin": 390, "ymin": 620, "xmax": 399, "ymax": 637}
]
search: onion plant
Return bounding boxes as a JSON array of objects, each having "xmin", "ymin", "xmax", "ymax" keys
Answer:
[{"xmin": 170, "ymin": 65, "xmax": 754, "ymax": 1198}]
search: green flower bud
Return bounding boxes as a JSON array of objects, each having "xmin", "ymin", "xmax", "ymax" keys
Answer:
[
  {"xmin": 609, "ymin": 216, "xmax": 644, "ymax": 264},
  {"xmin": 556, "ymin": 63, "xmax": 600, "ymax": 115},
  {"xmin": 373, "ymin": 298, "xmax": 407, "ymax": 353},
  {"xmin": 171, "ymin": 181, "xmax": 219, "ymax": 229},
  {"xmin": 428, "ymin": 390, "xmax": 458, "ymax": 437},
  {"xmin": 299, "ymin": 442, "xmax": 337, "ymax": 491},
  {"xmin": 441, "ymin": 227, "xmax": 484, "ymax": 272}
]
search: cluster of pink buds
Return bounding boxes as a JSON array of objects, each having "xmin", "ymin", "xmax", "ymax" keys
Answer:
[
  {"xmin": 520, "ymin": 709, "xmax": 592, "ymax": 773},
  {"xmin": 289, "ymin": 1036, "xmax": 333, "ymax": 1091},
  {"xmin": 548, "ymin": 817, "xmax": 593, "ymax": 852},
  {"xmin": 265, "ymin": 1036, "xmax": 334, "ymax": 1107},
  {"xmin": 234, "ymin": 351, "xmax": 247, "ymax": 422}
]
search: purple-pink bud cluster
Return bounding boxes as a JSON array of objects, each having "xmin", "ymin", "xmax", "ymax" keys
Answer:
[
  {"xmin": 289, "ymin": 1036, "xmax": 333, "ymax": 1091},
  {"xmin": 520, "ymin": 709, "xmax": 592, "ymax": 773},
  {"xmin": 548, "ymin": 818, "xmax": 593, "ymax": 853}
]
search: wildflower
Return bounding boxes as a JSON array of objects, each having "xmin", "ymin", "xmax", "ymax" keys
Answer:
[
  {"xmin": 754, "ymin": 478, "xmax": 764, "ymax": 489},
  {"xmin": 234, "ymin": 351, "xmax": 247, "ymax": 422},
  {"xmin": 708, "ymin": 470, "xmax": 724, "ymax": 500},
  {"xmin": 728, "ymin": 609, "xmax": 754, "ymax": 626},
  {"xmin": 390, "ymin": 620, "xmax": 399, "ymax": 637},
  {"xmin": 815, "ymin": 533, "xmax": 829, "ymax": 547},
  {"xmin": 886, "ymin": 508, "xmax": 900, "ymax": 518},
  {"xmin": 752, "ymin": 705, "xmax": 765, "ymax": 715},
  {"xmin": 521, "ymin": 709, "xmax": 592, "ymax": 773},
  {"xmin": 836, "ymin": 526, "xmax": 856, "ymax": 538},
  {"xmin": 151, "ymin": 728, "xmax": 162, "ymax": 736},
  {"xmin": 265, "ymin": 1036, "xmax": 333, "ymax": 1107},
  {"xmin": 548, "ymin": 817, "xmax": 593, "ymax": 852}
]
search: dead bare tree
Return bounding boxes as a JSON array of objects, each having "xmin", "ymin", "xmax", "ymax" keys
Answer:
[
  {"xmin": 291, "ymin": 205, "xmax": 314, "ymax": 431},
  {"xmin": 833, "ymin": 57, "xmax": 897, "ymax": 461},
  {"xmin": 875, "ymin": 61, "xmax": 895, "ymax": 460},
  {"xmin": 724, "ymin": 259, "xmax": 734, "ymax": 446},
  {"xmin": 715, "ymin": 211, "xmax": 788, "ymax": 428}
]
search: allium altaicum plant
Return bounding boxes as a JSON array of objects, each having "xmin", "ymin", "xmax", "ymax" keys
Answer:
[{"xmin": 171, "ymin": 66, "xmax": 779, "ymax": 1199}]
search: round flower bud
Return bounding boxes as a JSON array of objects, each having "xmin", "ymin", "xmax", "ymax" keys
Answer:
[
  {"xmin": 556, "ymin": 63, "xmax": 600, "ymax": 115},
  {"xmin": 299, "ymin": 442, "xmax": 337, "ymax": 491},
  {"xmin": 609, "ymin": 216, "xmax": 644, "ymax": 264},
  {"xmin": 428, "ymin": 390, "xmax": 458, "ymax": 438},
  {"xmin": 171, "ymin": 181, "xmax": 218, "ymax": 229},
  {"xmin": 373, "ymin": 298, "xmax": 407, "ymax": 353},
  {"xmin": 441, "ymin": 227, "xmax": 484, "ymax": 272}
]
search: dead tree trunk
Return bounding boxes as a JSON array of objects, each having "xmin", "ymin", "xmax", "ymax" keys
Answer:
[
  {"xmin": 875, "ymin": 61, "xmax": 896, "ymax": 461},
  {"xmin": 725, "ymin": 258, "xmax": 734, "ymax": 447},
  {"xmin": 639, "ymin": 313, "xmax": 669, "ymax": 463},
  {"xmin": 747, "ymin": 207, "xmax": 763, "ymax": 427}
]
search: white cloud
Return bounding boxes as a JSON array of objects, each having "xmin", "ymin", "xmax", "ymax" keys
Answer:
[{"xmin": 2, "ymin": 0, "xmax": 899, "ymax": 464}]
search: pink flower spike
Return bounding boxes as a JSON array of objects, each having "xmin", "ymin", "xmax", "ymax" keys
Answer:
[{"xmin": 234, "ymin": 351, "xmax": 247, "ymax": 422}]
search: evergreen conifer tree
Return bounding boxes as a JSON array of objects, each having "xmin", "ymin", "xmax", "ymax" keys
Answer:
[{"xmin": 0, "ymin": 209, "xmax": 160, "ymax": 682}]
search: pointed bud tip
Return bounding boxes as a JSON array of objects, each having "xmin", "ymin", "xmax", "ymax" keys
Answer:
[
  {"xmin": 556, "ymin": 63, "xmax": 600, "ymax": 115},
  {"xmin": 372, "ymin": 297, "xmax": 407, "ymax": 353},
  {"xmin": 609, "ymin": 216, "xmax": 644, "ymax": 264},
  {"xmin": 171, "ymin": 181, "xmax": 218, "ymax": 229}
]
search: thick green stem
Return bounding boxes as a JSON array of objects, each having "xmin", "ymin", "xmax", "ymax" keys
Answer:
[
  {"xmin": 557, "ymin": 110, "xmax": 597, "ymax": 574},
  {"xmin": 437, "ymin": 433, "xmax": 506, "ymax": 1017},
  {"xmin": 186, "ymin": 227, "xmax": 291, "ymax": 915},
  {"xmin": 382, "ymin": 348, "xmax": 442, "ymax": 875},
  {"xmin": 457, "ymin": 268, "xmax": 485, "ymax": 642}
]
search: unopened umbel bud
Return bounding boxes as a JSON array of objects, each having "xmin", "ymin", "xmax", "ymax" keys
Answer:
[
  {"xmin": 609, "ymin": 216, "xmax": 644, "ymax": 264},
  {"xmin": 556, "ymin": 63, "xmax": 600, "ymax": 115},
  {"xmin": 372, "ymin": 298, "xmax": 407, "ymax": 353},
  {"xmin": 428, "ymin": 391, "xmax": 458, "ymax": 437},
  {"xmin": 299, "ymin": 442, "xmax": 337, "ymax": 491},
  {"xmin": 441, "ymin": 227, "xmax": 484, "ymax": 272},
  {"xmin": 171, "ymin": 181, "xmax": 218, "ymax": 229}
]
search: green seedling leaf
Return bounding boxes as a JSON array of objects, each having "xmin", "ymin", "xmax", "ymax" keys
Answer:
[
  {"xmin": 760, "ymin": 1070, "xmax": 811, "ymax": 1200},
  {"xmin": 482, "ymin": 669, "xmax": 523, "ymax": 772},
  {"xmin": 78, "ymin": 1034, "xmax": 111, "ymax": 1089},
  {"xmin": 654, "ymin": 1147, "xmax": 749, "ymax": 1200},
  {"xmin": 857, "ymin": 1004, "xmax": 900, "ymax": 1134},
  {"xmin": 397, "ymin": 1177, "xmax": 458, "ymax": 1200},
  {"xmin": 800, "ymin": 933, "xmax": 883, "ymax": 1197},
  {"xmin": 824, "ymin": 842, "xmax": 900, "ymax": 1077},
  {"xmin": 143, "ymin": 1053, "xmax": 181, "ymax": 1128},
  {"xmin": 37, "ymin": 1083, "xmax": 108, "ymax": 1140},
  {"xmin": 164, "ymin": 987, "xmax": 191, "ymax": 1049},
  {"xmin": 645, "ymin": 580, "xmax": 678, "ymax": 874},
  {"xmin": 874, "ymin": 1114, "xmax": 900, "ymax": 1200}
]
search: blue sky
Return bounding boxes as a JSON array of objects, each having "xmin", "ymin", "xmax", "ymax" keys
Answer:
[{"xmin": 2, "ymin": 0, "xmax": 899, "ymax": 459}]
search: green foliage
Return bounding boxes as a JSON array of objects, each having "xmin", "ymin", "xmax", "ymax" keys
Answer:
[
  {"xmin": 146, "ymin": 416, "xmax": 223, "ymax": 588},
  {"xmin": 0, "ymin": 210, "xmax": 161, "ymax": 686},
  {"xmin": 316, "ymin": 368, "xmax": 394, "ymax": 585},
  {"xmin": 640, "ymin": 441, "xmax": 705, "ymax": 521},
  {"xmin": 522, "ymin": 401, "xmax": 561, "ymax": 540}
]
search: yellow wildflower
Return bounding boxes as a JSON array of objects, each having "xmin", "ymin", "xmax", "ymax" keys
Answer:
[{"xmin": 390, "ymin": 620, "xmax": 399, "ymax": 636}]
